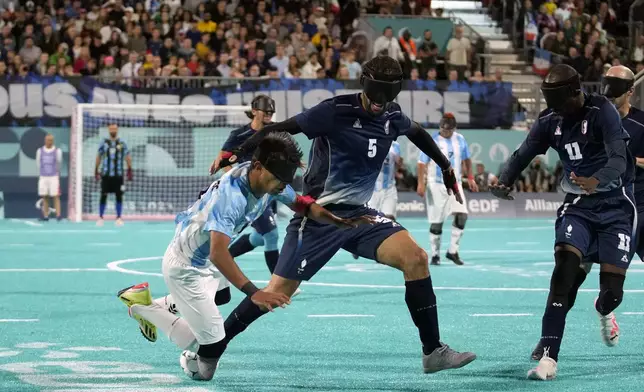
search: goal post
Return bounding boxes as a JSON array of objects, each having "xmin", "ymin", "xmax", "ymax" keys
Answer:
[{"xmin": 69, "ymin": 103, "xmax": 251, "ymax": 222}]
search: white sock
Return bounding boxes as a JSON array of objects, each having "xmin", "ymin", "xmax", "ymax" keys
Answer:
[
  {"xmin": 131, "ymin": 304, "xmax": 197, "ymax": 351},
  {"xmin": 449, "ymin": 227, "xmax": 464, "ymax": 254},
  {"xmin": 154, "ymin": 295, "xmax": 178, "ymax": 314},
  {"xmin": 430, "ymin": 232, "xmax": 441, "ymax": 257}
]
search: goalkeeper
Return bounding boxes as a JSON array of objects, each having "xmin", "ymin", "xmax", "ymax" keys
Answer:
[
  {"xmin": 209, "ymin": 95, "xmax": 284, "ymax": 277},
  {"xmin": 94, "ymin": 124, "xmax": 133, "ymax": 226}
]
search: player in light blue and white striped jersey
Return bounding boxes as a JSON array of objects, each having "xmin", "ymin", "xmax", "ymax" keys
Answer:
[
  {"xmin": 417, "ymin": 113, "xmax": 478, "ymax": 266},
  {"xmin": 369, "ymin": 141, "xmax": 401, "ymax": 220},
  {"xmin": 117, "ymin": 133, "xmax": 373, "ymax": 382}
]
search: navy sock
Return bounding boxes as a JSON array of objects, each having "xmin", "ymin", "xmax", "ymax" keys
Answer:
[
  {"xmin": 116, "ymin": 202, "xmax": 123, "ymax": 218},
  {"xmin": 221, "ymin": 297, "xmax": 268, "ymax": 347},
  {"xmin": 264, "ymin": 251, "xmax": 279, "ymax": 274},
  {"xmin": 229, "ymin": 234, "xmax": 255, "ymax": 257},
  {"xmin": 405, "ymin": 276, "xmax": 441, "ymax": 355},
  {"xmin": 99, "ymin": 203, "xmax": 106, "ymax": 218},
  {"xmin": 540, "ymin": 305, "xmax": 567, "ymax": 361}
]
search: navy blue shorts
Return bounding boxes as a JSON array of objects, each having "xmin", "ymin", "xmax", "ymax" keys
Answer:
[
  {"xmin": 251, "ymin": 206, "xmax": 277, "ymax": 235},
  {"xmin": 273, "ymin": 205, "xmax": 406, "ymax": 281},
  {"xmin": 557, "ymin": 187, "xmax": 637, "ymax": 269}
]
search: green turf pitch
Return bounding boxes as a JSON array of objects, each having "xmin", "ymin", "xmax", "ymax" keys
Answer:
[{"xmin": 1, "ymin": 217, "xmax": 644, "ymax": 392}]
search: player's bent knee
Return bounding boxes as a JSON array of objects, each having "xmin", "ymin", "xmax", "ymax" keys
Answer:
[
  {"xmin": 262, "ymin": 229, "xmax": 279, "ymax": 252},
  {"xmin": 214, "ymin": 287, "xmax": 231, "ymax": 305},
  {"xmin": 453, "ymin": 213, "xmax": 467, "ymax": 230},
  {"xmin": 249, "ymin": 230, "xmax": 265, "ymax": 247},
  {"xmin": 429, "ymin": 223, "xmax": 442, "ymax": 235},
  {"xmin": 550, "ymin": 250, "xmax": 582, "ymax": 301},
  {"xmin": 598, "ymin": 272, "xmax": 625, "ymax": 313}
]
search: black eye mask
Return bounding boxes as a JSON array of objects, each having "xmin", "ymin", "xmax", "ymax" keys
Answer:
[{"xmin": 601, "ymin": 76, "xmax": 634, "ymax": 99}]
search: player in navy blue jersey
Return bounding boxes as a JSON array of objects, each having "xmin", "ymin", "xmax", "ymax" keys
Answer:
[
  {"xmin": 208, "ymin": 55, "xmax": 477, "ymax": 375},
  {"xmin": 491, "ymin": 64, "xmax": 636, "ymax": 381},
  {"xmin": 208, "ymin": 95, "xmax": 286, "ymax": 282},
  {"xmin": 530, "ymin": 65, "xmax": 644, "ymax": 361}
]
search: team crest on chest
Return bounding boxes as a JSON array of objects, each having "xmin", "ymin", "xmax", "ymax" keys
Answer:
[
  {"xmin": 581, "ymin": 120, "xmax": 587, "ymax": 135},
  {"xmin": 384, "ymin": 120, "xmax": 390, "ymax": 135},
  {"xmin": 554, "ymin": 124, "xmax": 561, "ymax": 135}
]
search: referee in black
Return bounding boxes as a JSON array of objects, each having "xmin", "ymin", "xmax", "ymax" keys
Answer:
[{"xmin": 94, "ymin": 123, "xmax": 132, "ymax": 226}]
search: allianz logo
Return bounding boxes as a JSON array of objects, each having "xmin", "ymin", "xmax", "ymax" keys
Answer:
[{"xmin": 524, "ymin": 199, "xmax": 561, "ymax": 211}]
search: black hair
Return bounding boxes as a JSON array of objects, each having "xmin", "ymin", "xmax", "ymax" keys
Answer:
[
  {"xmin": 362, "ymin": 55, "xmax": 403, "ymax": 82},
  {"xmin": 544, "ymin": 64, "xmax": 579, "ymax": 84},
  {"xmin": 252, "ymin": 132, "xmax": 303, "ymax": 169}
]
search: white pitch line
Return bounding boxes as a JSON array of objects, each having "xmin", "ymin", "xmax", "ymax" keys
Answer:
[
  {"xmin": 471, "ymin": 313, "xmax": 533, "ymax": 317},
  {"xmin": 410, "ymin": 226, "xmax": 551, "ymax": 233},
  {"xmin": 0, "ymin": 229, "xmax": 118, "ymax": 234},
  {"xmin": 0, "ymin": 319, "xmax": 39, "ymax": 323},
  {"xmin": 308, "ymin": 314, "xmax": 375, "ymax": 318},
  {"xmin": 0, "ymin": 268, "xmax": 109, "ymax": 272},
  {"xmin": 9, "ymin": 219, "xmax": 43, "ymax": 227},
  {"xmin": 622, "ymin": 312, "xmax": 644, "ymax": 315},
  {"xmin": 0, "ymin": 244, "xmax": 34, "ymax": 248}
]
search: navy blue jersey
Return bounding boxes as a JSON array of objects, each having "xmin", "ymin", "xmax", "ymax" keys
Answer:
[
  {"xmin": 623, "ymin": 107, "xmax": 644, "ymax": 200},
  {"xmin": 294, "ymin": 94, "xmax": 413, "ymax": 205},
  {"xmin": 501, "ymin": 93, "xmax": 633, "ymax": 194},
  {"xmin": 221, "ymin": 123, "xmax": 259, "ymax": 163},
  {"xmin": 97, "ymin": 138, "xmax": 129, "ymax": 177}
]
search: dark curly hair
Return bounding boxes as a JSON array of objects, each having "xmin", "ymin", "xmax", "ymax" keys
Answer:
[
  {"xmin": 252, "ymin": 132, "xmax": 304, "ymax": 169},
  {"xmin": 362, "ymin": 55, "xmax": 403, "ymax": 82}
]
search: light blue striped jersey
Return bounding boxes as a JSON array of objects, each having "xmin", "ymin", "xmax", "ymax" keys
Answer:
[
  {"xmin": 418, "ymin": 131, "xmax": 471, "ymax": 184},
  {"xmin": 374, "ymin": 141, "xmax": 401, "ymax": 191},
  {"xmin": 170, "ymin": 162, "xmax": 297, "ymax": 268}
]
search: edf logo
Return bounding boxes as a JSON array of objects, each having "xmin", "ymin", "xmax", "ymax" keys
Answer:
[{"xmin": 468, "ymin": 199, "xmax": 500, "ymax": 213}]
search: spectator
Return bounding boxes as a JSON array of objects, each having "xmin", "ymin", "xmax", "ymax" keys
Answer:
[
  {"xmin": 18, "ymin": 36, "xmax": 41, "ymax": 65},
  {"xmin": 417, "ymin": 29, "xmax": 438, "ymax": 75},
  {"xmin": 339, "ymin": 49, "xmax": 361, "ymax": 79},
  {"xmin": 269, "ymin": 44, "xmax": 289, "ymax": 76},
  {"xmin": 523, "ymin": 158, "xmax": 550, "ymax": 192},
  {"xmin": 33, "ymin": 53, "xmax": 49, "ymax": 76},
  {"xmin": 372, "ymin": 26, "xmax": 403, "ymax": 61},
  {"xmin": 446, "ymin": 25, "xmax": 471, "ymax": 80},
  {"xmin": 300, "ymin": 52, "xmax": 322, "ymax": 78},
  {"xmin": 474, "ymin": 164, "xmax": 497, "ymax": 192},
  {"xmin": 121, "ymin": 51, "xmax": 141, "ymax": 81}
]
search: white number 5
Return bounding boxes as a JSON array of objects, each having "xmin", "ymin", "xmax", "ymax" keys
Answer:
[{"xmin": 368, "ymin": 139, "xmax": 377, "ymax": 158}]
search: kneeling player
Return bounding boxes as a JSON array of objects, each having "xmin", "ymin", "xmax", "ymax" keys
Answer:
[
  {"xmin": 117, "ymin": 133, "xmax": 370, "ymax": 380},
  {"xmin": 492, "ymin": 64, "xmax": 636, "ymax": 380},
  {"xmin": 417, "ymin": 114, "xmax": 478, "ymax": 265}
]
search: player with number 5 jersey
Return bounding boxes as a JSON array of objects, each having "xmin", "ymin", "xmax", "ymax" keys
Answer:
[
  {"xmin": 213, "ymin": 56, "xmax": 476, "ymax": 376},
  {"xmin": 491, "ymin": 64, "xmax": 636, "ymax": 381}
]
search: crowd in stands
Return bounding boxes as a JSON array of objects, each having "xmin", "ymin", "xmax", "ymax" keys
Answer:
[
  {"xmin": 0, "ymin": 0, "xmax": 371, "ymax": 81},
  {"xmin": 0, "ymin": 0, "xmax": 494, "ymax": 83},
  {"xmin": 517, "ymin": 0, "xmax": 638, "ymax": 81}
]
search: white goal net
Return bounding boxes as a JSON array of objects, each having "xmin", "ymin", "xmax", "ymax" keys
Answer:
[{"xmin": 69, "ymin": 104, "xmax": 251, "ymax": 222}]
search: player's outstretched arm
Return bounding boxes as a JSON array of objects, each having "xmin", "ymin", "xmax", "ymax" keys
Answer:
[
  {"xmin": 221, "ymin": 118, "xmax": 303, "ymax": 168},
  {"xmin": 284, "ymin": 193, "xmax": 377, "ymax": 228},
  {"xmin": 493, "ymin": 121, "xmax": 549, "ymax": 199},
  {"xmin": 209, "ymin": 232, "xmax": 290, "ymax": 311}
]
